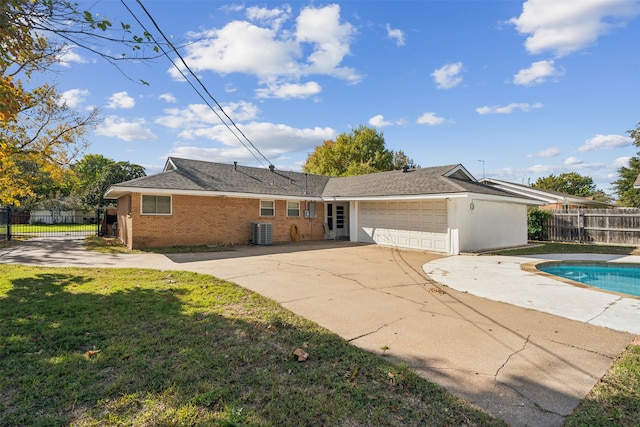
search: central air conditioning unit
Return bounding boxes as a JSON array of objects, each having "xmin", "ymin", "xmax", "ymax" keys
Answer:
[{"xmin": 251, "ymin": 222, "xmax": 272, "ymax": 245}]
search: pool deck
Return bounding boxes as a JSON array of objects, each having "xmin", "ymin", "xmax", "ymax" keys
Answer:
[{"xmin": 424, "ymin": 254, "xmax": 640, "ymax": 335}]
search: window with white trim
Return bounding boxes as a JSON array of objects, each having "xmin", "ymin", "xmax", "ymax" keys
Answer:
[
  {"xmin": 141, "ymin": 195, "xmax": 171, "ymax": 215},
  {"xmin": 260, "ymin": 200, "xmax": 275, "ymax": 217},
  {"xmin": 287, "ymin": 201, "xmax": 300, "ymax": 217}
]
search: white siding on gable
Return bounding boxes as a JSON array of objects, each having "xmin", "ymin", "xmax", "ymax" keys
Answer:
[{"xmin": 357, "ymin": 200, "xmax": 449, "ymax": 253}]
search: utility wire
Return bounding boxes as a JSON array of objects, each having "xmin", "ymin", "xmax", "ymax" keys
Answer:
[{"xmin": 120, "ymin": 0, "xmax": 274, "ymax": 168}]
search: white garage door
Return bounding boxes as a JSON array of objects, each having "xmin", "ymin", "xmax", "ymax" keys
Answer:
[{"xmin": 358, "ymin": 200, "xmax": 448, "ymax": 252}]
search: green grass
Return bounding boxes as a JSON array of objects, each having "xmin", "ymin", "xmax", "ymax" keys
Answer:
[
  {"xmin": 0, "ymin": 265, "xmax": 503, "ymax": 426},
  {"xmin": 488, "ymin": 242, "xmax": 640, "ymax": 256},
  {"xmin": 563, "ymin": 344, "xmax": 640, "ymax": 427},
  {"xmin": 84, "ymin": 236, "xmax": 140, "ymax": 254},
  {"xmin": 11, "ymin": 223, "xmax": 97, "ymax": 233},
  {"xmin": 84, "ymin": 236, "xmax": 235, "ymax": 255}
]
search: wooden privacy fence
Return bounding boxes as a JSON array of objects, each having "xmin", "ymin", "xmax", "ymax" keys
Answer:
[{"xmin": 544, "ymin": 208, "xmax": 640, "ymax": 245}]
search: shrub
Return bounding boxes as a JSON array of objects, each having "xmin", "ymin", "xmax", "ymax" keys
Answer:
[{"xmin": 528, "ymin": 208, "xmax": 552, "ymax": 241}]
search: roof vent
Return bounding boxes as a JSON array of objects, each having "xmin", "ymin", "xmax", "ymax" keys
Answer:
[
  {"xmin": 268, "ymin": 164, "xmax": 275, "ymax": 172},
  {"xmin": 402, "ymin": 164, "xmax": 409, "ymax": 173},
  {"xmin": 233, "ymin": 161, "xmax": 237, "ymax": 171}
]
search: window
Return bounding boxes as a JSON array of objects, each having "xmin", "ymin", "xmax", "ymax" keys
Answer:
[
  {"xmin": 287, "ymin": 201, "xmax": 300, "ymax": 217},
  {"xmin": 260, "ymin": 200, "xmax": 275, "ymax": 217},
  {"xmin": 141, "ymin": 195, "xmax": 171, "ymax": 215}
]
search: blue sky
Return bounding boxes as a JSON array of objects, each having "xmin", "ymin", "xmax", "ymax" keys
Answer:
[{"xmin": 53, "ymin": 0, "xmax": 639, "ymax": 194}]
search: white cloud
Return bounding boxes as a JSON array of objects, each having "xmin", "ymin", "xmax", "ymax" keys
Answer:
[
  {"xmin": 416, "ymin": 112, "xmax": 446, "ymax": 126},
  {"xmin": 368, "ymin": 115, "xmax": 391, "ymax": 127},
  {"xmin": 246, "ymin": 5, "xmax": 291, "ymax": 31},
  {"xmin": 564, "ymin": 156, "xmax": 583, "ymax": 166},
  {"xmin": 613, "ymin": 156, "xmax": 631, "ymax": 168},
  {"xmin": 368, "ymin": 114, "xmax": 406, "ymax": 128},
  {"xmin": 386, "ymin": 24, "xmax": 406, "ymax": 46},
  {"xmin": 60, "ymin": 89, "xmax": 89, "ymax": 108},
  {"xmin": 256, "ymin": 81, "xmax": 322, "ymax": 99},
  {"xmin": 535, "ymin": 147, "xmax": 561, "ymax": 158},
  {"xmin": 431, "ymin": 62, "xmax": 463, "ymax": 89},
  {"xmin": 156, "ymin": 102, "xmax": 259, "ymax": 130},
  {"xmin": 509, "ymin": 0, "xmax": 640, "ymax": 57},
  {"xmin": 96, "ymin": 116, "xmax": 157, "ymax": 141},
  {"xmin": 513, "ymin": 60, "xmax": 564, "ymax": 86},
  {"xmin": 159, "ymin": 93, "xmax": 177, "ymax": 103},
  {"xmin": 57, "ymin": 46, "xmax": 87, "ymax": 67},
  {"xmin": 476, "ymin": 102, "xmax": 543, "ymax": 115},
  {"xmin": 171, "ymin": 122, "xmax": 335, "ymax": 159},
  {"xmin": 106, "ymin": 91, "xmax": 135, "ymax": 109},
  {"xmin": 295, "ymin": 4, "xmax": 358, "ymax": 80},
  {"xmin": 171, "ymin": 4, "xmax": 360, "ymax": 99},
  {"xmin": 578, "ymin": 133, "xmax": 633, "ymax": 152}
]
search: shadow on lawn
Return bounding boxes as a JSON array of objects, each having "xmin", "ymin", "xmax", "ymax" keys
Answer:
[{"xmin": 0, "ymin": 268, "xmax": 502, "ymax": 426}]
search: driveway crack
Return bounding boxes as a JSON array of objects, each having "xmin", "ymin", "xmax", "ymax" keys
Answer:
[
  {"xmin": 586, "ymin": 297, "xmax": 622, "ymax": 325},
  {"xmin": 347, "ymin": 318, "xmax": 407, "ymax": 342},
  {"xmin": 495, "ymin": 334, "xmax": 530, "ymax": 379}
]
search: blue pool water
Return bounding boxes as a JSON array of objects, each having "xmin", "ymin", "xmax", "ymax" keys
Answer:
[{"xmin": 538, "ymin": 262, "xmax": 640, "ymax": 297}]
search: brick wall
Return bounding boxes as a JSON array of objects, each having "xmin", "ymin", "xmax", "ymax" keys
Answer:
[{"xmin": 117, "ymin": 193, "xmax": 325, "ymax": 249}]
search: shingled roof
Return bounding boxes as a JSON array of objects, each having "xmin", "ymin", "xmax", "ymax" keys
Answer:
[
  {"xmin": 105, "ymin": 158, "xmax": 329, "ymax": 199},
  {"xmin": 322, "ymin": 164, "xmax": 520, "ymax": 199},
  {"xmin": 104, "ymin": 157, "xmax": 530, "ymax": 202}
]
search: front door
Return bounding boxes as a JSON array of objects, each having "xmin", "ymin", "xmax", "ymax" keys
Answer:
[{"xmin": 327, "ymin": 203, "xmax": 349, "ymax": 239}]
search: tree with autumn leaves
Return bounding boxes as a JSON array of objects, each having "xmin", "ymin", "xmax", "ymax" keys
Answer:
[
  {"xmin": 1, "ymin": 0, "xmax": 156, "ymax": 206},
  {"xmin": 302, "ymin": 125, "xmax": 418, "ymax": 177}
]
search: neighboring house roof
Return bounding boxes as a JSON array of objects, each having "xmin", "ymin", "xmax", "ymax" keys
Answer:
[
  {"xmin": 104, "ymin": 157, "xmax": 536, "ymax": 204},
  {"xmin": 634, "ymin": 173, "xmax": 640, "ymax": 188},
  {"xmin": 480, "ymin": 177, "xmax": 611, "ymax": 208}
]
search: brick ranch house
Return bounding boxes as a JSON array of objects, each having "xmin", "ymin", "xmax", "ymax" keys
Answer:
[{"xmin": 104, "ymin": 157, "xmax": 538, "ymax": 254}]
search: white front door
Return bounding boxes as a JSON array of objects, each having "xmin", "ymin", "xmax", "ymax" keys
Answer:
[{"xmin": 327, "ymin": 202, "xmax": 349, "ymax": 239}]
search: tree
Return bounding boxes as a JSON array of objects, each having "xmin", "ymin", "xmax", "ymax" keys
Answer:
[
  {"xmin": 533, "ymin": 172, "xmax": 597, "ymax": 197},
  {"xmin": 82, "ymin": 161, "xmax": 146, "ymax": 207},
  {"xmin": 302, "ymin": 125, "xmax": 417, "ymax": 176},
  {"xmin": 612, "ymin": 122, "xmax": 640, "ymax": 206},
  {"xmin": 0, "ymin": 84, "xmax": 99, "ymax": 206},
  {"xmin": 1, "ymin": 0, "xmax": 159, "ymax": 122},
  {"xmin": 393, "ymin": 149, "xmax": 420, "ymax": 169},
  {"xmin": 72, "ymin": 154, "xmax": 118, "ymax": 194},
  {"xmin": 1, "ymin": 0, "xmax": 159, "ymax": 205}
]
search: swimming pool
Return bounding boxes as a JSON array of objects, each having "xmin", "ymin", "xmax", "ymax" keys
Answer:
[{"xmin": 537, "ymin": 262, "xmax": 640, "ymax": 298}]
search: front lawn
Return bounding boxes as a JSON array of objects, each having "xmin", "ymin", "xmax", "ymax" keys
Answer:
[{"xmin": 0, "ymin": 265, "xmax": 503, "ymax": 426}]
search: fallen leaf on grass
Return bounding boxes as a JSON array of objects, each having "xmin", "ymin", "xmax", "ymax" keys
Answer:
[
  {"xmin": 85, "ymin": 349, "xmax": 102, "ymax": 358},
  {"xmin": 292, "ymin": 347, "xmax": 308, "ymax": 362},
  {"xmin": 349, "ymin": 366, "xmax": 360, "ymax": 382}
]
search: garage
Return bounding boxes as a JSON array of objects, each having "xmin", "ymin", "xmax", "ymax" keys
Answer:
[{"xmin": 357, "ymin": 200, "xmax": 449, "ymax": 252}]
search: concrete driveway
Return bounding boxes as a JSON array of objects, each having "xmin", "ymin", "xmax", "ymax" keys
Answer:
[{"xmin": 0, "ymin": 237, "xmax": 635, "ymax": 427}]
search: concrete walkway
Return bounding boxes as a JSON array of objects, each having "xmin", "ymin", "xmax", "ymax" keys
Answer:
[{"xmin": 1, "ymin": 237, "xmax": 637, "ymax": 427}]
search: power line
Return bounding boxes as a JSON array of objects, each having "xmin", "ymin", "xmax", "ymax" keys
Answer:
[{"xmin": 120, "ymin": 0, "xmax": 274, "ymax": 168}]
